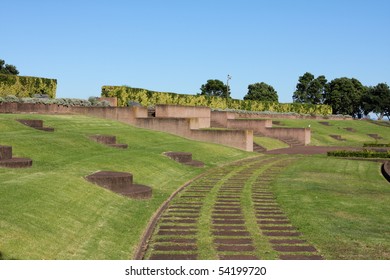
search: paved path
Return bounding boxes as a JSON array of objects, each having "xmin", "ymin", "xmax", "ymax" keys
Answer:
[{"xmin": 141, "ymin": 156, "xmax": 323, "ymax": 260}]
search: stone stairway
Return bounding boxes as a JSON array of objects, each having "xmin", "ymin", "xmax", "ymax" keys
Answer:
[
  {"xmin": 279, "ymin": 137, "xmax": 304, "ymax": 147},
  {"xmin": 141, "ymin": 157, "xmax": 323, "ymax": 260},
  {"xmin": 253, "ymin": 142, "xmax": 267, "ymax": 153}
]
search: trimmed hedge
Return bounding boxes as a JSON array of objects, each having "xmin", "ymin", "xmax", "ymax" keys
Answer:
[
  {"xmin": 328, "ymin": 150, "xmax": 390, "ymax": 158},
  {"xmin": 0, "ymin": 74, "xmax": 57, "ymax": 98},
  {"xmin": 363, "ymin": 143, "xmax": 390, "ymax": 147},
  {"xmin": 101, "ymin": 85, "xmax": 333, "ymax": 115}
]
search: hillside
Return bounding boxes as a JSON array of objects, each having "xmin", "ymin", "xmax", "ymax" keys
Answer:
[
  {"xmin": 271, "ymin": 119, "xmax": 390, "ymax": 146},
  {"xmin": 0, "ymin": 114, "xmax": 251, "ymax": 259}
]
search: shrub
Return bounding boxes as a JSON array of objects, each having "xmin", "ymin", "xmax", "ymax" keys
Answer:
[
  {"xmin": 0, "ymin": 74, "xmax": 57, "ymax": 98},
  {"xmin": 327, "ymin": 150, "xmax": 390, "ymax": 158},
  {"xmin": 363, "ymin": 143, "xmax": 390, "ymax": 147},
  {"xmin": 101, "ymin": 85, "xmax": 333, "ymax": 115}
]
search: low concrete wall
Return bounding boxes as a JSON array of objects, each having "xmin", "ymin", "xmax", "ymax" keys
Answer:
[
  {"xmin": 135, "ymin": 117, "xmax": 253, "ymax": 151},
  {"xmin": 1, "ymin": 102, "xmax": 252, "ymax": 151},
  {"xmin": 227, "ymin": 119, "xmax": 272, "ymax": 132},
  {"xmin": 135, "ymin": 117, "xmax": 194, "ymax": 138},
  {"xmin": 0, "ymin": 103, "xmax": 147, "ymax": 125},
  {"xmin": 235, "ymin": 112, "xmax": 352, "ymax": 120},
  {"xmin": 157, "ymin": 104, "xmax": 211, "ymax": 128},
  {"xmin": 263, "ymin": 127, "xmax": 311, "ymax": 145},
  {"xmin": 191, "ymin": 129, "xmax": 253, "ymax": 152},
  {"xmin": 211, "ymin": 111, "xmax": 235, "ymax": 127}
]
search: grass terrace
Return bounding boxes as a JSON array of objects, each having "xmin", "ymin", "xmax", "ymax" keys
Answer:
[{"xmin": 0, "ymin": 114, "xmax": 251, "ymax": 259}]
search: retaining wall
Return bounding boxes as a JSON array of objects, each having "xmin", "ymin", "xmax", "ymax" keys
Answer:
[
  {"xmin": 263, "ymin": 127, "xmax": 311, "ymax": 145},
  {"xmin": 0, "ymin": 103, "xmax": 252, "ymax": 151},
  {"xmin": 0, "ymin": 102, "xmax": 147, "ymax": 125},
  {"xmin": 156, "ymin": 104, "xmax": 211, "ymax": 128},
  {"xmin": 226, "ymin": 119, "xmax": 272, "ymax": 131},
  {"xmin": 190, "ymin": 129, "xmax": 253, "ymax": 152},
  {"xmin": 135, "ymin": 117, "xmax": 252, "ymax": 151}
]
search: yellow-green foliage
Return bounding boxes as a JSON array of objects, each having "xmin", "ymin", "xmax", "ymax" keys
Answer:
[
  {"xmin": 0, "ymin": 74, "xmax": 57, "ymax": 98},
  {"xmin": 102, "ymin": 85, "xmax": 333, "ymax": 115}
]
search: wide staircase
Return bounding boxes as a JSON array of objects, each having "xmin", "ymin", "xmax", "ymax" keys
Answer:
[{"xmin": 278, "ymin": 137, "xmax": 304, "ymax": 147}]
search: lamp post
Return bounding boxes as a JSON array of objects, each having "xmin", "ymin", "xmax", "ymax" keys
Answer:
[{"xmin": 226, "ymin": 74, "xmax": 231, "ymax": 100}]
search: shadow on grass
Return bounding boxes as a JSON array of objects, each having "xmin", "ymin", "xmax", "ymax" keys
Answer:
[{"xmin": 0, "ymin": 251, "xmax": 19, "ymax": 260}]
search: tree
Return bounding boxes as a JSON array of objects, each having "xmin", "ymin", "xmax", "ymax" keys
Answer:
[
  {"xmin": 361, "ymin": 83, "xmax": 390, "ymax": 120},
  {"xmin": 293, "ymin": 72, "xmax": 327, "ymax": 104},
  {"xmin": 199, "ymin": 79, "xmax": 230, "ymax": 98},
  {"xmin": 0, "ymin": 59, "xmax": 19, "ymax": 75},
  {"xmin": 324, "ymin": 77, "xmax": 366, "ymax": 117},
  {"xmin": 244, "ymin": 82, "xmax": 278, "ymax": 102}
]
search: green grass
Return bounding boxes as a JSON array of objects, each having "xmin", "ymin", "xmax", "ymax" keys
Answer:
[
  {"xmin": 0, "ymin": 114, "xmax": 251, "ymax": 259},
  {"xmin": 272, "ymin": 119, "xmax": 390, "ymax": 147},
  {"xmin": 253, "ymin": 136, "xmax": 289, "ymax": 150},
  {"xmin": 271, "ymin": 156, "xmax": 390, "ymax": 259}
]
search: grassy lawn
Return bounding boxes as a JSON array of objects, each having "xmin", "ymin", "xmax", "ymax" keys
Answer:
[
  {"xmin": 254, "ymin": 136, "xmax": 289, "ymax": 150},
  {"xmin": 0, "ymin": 114, "xmax": 251, "ymax": 259},
  {"xmin": 272, "ymin": 156, "xmax": 390, "ymax": 259},
  {"xmin": 272, "ymin": 119, "xmax": 390, "ymax": 147}
]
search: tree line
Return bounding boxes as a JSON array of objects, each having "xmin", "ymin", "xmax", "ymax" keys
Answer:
[
  {"xmin": 0, "ymin": 59, "xmax": 19, "ymax": 75},
  {"xmin": 200, "ymin": 73, "xmax": 390, "ymax": 119}
]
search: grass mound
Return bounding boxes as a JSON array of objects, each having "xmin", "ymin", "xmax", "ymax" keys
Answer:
[{"xmin": 0, "ymin": 114, "xmax": 251, "ymax": 259}]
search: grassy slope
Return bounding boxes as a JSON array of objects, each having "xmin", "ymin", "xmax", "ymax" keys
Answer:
[
  {"xmin": 272, "ymin": 119, "xmax": 390, "ymax": 146},
  {"xmin": 0, "ymin": 114, "xmax": 251, "ymax": 260},
  {"xmin": 253, "ymin": 136, "xmax": 289, "ymax": 150},
  {"xmin": 272, "ymin": 156, "xmax": 390, "ymax": 259}
]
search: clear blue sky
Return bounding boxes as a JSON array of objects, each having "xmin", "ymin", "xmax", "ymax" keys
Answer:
[{"xmin": 2, "ymin": 0, "xmax": 389, "ymax": 102}]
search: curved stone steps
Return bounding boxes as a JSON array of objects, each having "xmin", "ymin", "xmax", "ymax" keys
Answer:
[
  {"xmin": 252, "ymin": 163, "xmax": 323, "ymax": 260},
  {"xmin": 142, "ymin": 156, "xmax": 324, "ymax": 260}
]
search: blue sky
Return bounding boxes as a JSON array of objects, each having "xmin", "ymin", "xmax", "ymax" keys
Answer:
[{"xmin": 2, "ymin": 0, "xmax": 389, "ymax": 102}]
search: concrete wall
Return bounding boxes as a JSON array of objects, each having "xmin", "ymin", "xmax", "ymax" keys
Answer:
[
  {"xmin": 190, "ymin": 129, "xmax": 253, "ymax": 152},
  {"xmin": 135, "ymin": 116, "xmax": 253, "ymax": 151},
  {"xmin": 156, "ymin": 104, "xmax": 211, "ymax": 128},
  {"xmin": 262, "ymin": 127, "xmax": 311, "ymax": 145},
  {"xmin": 210, "ymin": 111, "xmax": 235, "ymax": 127},
  {"xmin": 235, "ymin": 112, "xmax": 352, "ymax": 120},
  {"xmin": 226, "ymin": 119, "xmax": 272, "ymax": 132},
  {"xmin": 0, "ymin": 102, "xmax": 147, "ymax": 125},
  {"xmin": 0, "ymin": 102, "xmax": 251, "ymax": 151}
]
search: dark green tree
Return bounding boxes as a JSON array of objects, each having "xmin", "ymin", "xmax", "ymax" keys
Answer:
[
  {"xmin": 293, "ymin": 72, "xmax": 327, "ymax": 104},
  {"xmin": 361, "ymin": 83, "xmax": 390, "ymax": 120},
  {"xmin": 199, "ymin": 79, "xmax": 230, "ymax": 98},
  {"xmin": 0, "ymin": 59, "xmax": 19, "ymax": 75},
  {"xmin": 324, "ymin": 77, "xmax": 367, "ymax": 117},
  {"xmin": 244, "ymin": 82, "xmax": 278, "ymax": 102}
]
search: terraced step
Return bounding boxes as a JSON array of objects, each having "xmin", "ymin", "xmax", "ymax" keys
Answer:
[
  {"xmin": 253, "ymin": 142, "xmax": 267, "ymax": 153},
  {"xmin": 17, "ymin": 119, "xmax": 54, "ymax": 132},
  {"xmin": 140, "ymin": 156, "xmax": 323, "ymax": 260},
  {"xmin": 90, "ymin": 135, "xmax": 128, "ymax": 149},
  {"xmin": 85, "ymin": 171, "xmax": 152, "ymax": 199},
  {"xmin": 0, "ymin": 145, "xmax": 33, "ymax": 168}
]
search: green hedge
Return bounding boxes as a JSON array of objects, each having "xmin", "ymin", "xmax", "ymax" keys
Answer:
[
  {"xmin": 363, "ymin": 143, "xmax": 390, "ymax": 147},
  {"xmin": 0, "ymin": 74, "xmax": 57, "ymax": 98},
  {"xmin": 101, "ymin": 86, "xmax": 333, "ymax": 115},
  {"xmin": 327, "ymin": 150, "xmax": 390, "ymax": 158}
]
